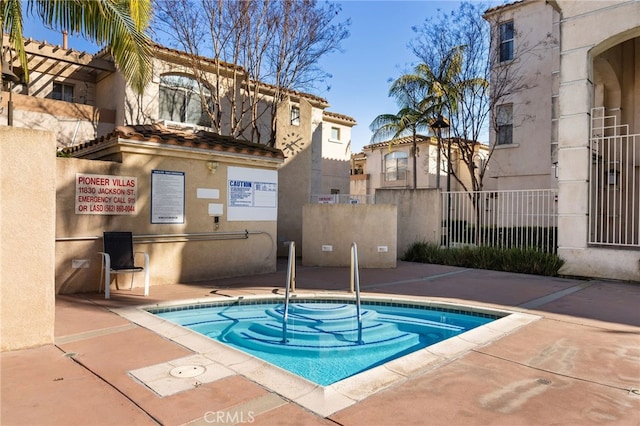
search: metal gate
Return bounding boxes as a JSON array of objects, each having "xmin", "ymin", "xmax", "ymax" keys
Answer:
[{"xmin": 589, "ymin": 107, "xmax": 640, "ymax": 247}]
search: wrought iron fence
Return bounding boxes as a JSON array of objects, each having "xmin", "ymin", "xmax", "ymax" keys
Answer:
[
  {"xmin": 589, "ymin": 107, "xmax": 640, "ymax": 247},
  {"xmin": 441, "ymin": 189, "xmax": 558, "ymax": 253}
]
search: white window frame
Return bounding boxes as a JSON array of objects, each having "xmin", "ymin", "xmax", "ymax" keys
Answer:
[
  {"xmin": 52, "ymin": 82, "xmax": 74, "ymax": 102},
  {"xmin": 384, "ymin": 151, "xmax": 408, "ymax": 181},
  {"xmin": 290, "ymin": 106, "xmax": 300, "ymax": 126},
  {"xmin": 496, "ymin": 104, "xmax": 513, "ymax": 146},
  {"xmin": 159, "ymin": 74, "xmax": 212, "ymax": 127},
  {"xmin": 330, "ymin": 126, "xmax": 341, "ymax": 141},
  {"xmin": 499, "ymin": 21, "xmax": 514, "ymax": 62}
]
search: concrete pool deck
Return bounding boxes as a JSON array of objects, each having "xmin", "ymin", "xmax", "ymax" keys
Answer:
[{"xmin": 2, "ymin": 260, "xmax": 640, "ymax": 425}]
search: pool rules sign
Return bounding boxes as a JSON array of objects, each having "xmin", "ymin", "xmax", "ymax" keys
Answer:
[{"xmin": 75, "ymin": 173, "xmax": 137, "ymax": 215}]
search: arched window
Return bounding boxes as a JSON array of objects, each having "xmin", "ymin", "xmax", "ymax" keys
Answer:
[
  {"xmin": 159, "ymin": 74, "xmax": 212, "ymax": 127},
  {"xmin": 384, "ymin": 151, "xmax": 408, "ymax": 181}
]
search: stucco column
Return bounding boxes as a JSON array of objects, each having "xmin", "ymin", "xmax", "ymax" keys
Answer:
[
  {"xmin": 556, "ymin": 46, "xmax": 592, "ymax": 252},
  {"xmin": 1, "ymin": 128, "xmax": 56, "ymax": 350}
]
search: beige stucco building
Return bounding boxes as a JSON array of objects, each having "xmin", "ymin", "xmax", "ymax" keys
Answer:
[
  {"xmin": 485, "ymin": 0, "xmax": 640, "ymax": 281},
  {"xmin": 1, "ymin": 33, "xmax": 357, "ymax": 349},
  {"xmin": 350, "ymin": 135, "xmax": 488, "ymax": 196},
  {"xmin": 1, "ymin": 34, "xmax": 355, "ymax": 258}
]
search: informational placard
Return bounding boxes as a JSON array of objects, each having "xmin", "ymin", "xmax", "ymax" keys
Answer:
[
  {"xmin": 151, "ymin": 170, "xmax": 185, "ymax": 224},
  {"xmin": 227, "ymin": 166, "xmax": 277, "ymax": 221},
  {"xmin": 75, "ymin": 173, "xmax": 137, "ymax": 215},
  {"xmin": 317, "ymin": 195, "xmax": 336, "ymax": 204}
]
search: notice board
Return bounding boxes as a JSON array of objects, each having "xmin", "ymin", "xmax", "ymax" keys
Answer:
[
  {"xmin": 151, "ymin": 170, "xmax": 185, "ymax": 224},
  {"xmin": 227, "ymin": 167, "xmax": 277, "ymax": 221}
]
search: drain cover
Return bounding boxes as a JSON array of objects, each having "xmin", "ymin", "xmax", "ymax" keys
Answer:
[{"xmin": 169, "ymin": 365, "xmax": 206, "ymax": 378}]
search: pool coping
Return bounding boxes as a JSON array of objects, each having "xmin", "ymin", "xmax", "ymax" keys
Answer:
[{"xmin": 112, "ymin": 291, "xmax": 541, "ymax": 417}]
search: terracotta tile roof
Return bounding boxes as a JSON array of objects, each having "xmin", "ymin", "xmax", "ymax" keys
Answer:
[
  {"xmin": 67, "ymin": 124, "xmax": 285, "ymax": 160},
  {"xmin": 323, "ymin": 110, "xmax": 357, "ymax": 125},
  {"xmin": 484, "ymin": 0, "xmax": 526, "ymax": 16},
  {"xmin": 364, "ymin": 134, "xmax": 436, "ymax": 150},
  {"xmin": 149, "ymin": 43, "xmax": 329, "ymax": 107}
]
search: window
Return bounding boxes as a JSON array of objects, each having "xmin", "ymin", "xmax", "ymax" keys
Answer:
[
  {"xmin": 499, "ymin": 21, "xmax": 514, "ymax": 62},
  {"xmin": 330, "ymin": 127, "xmax": 341, "ymax": 141},
  {"xmin": 384, "ymin": 151, "xmax": 408, "ymax": 181},
  {"xmin": 159, "ymin": 75, "xmax": 211, "ymax": 127},
  {"xmin": 290, "ymin": 106, "xmax": 300, "ymax": 125},
  {"xmin": 52, "ymin": 83, "xmax": 74, "ymax": 102},
  {"xmin": 496, "ymin": 104, "xmax": 513, "ymax": 145}
]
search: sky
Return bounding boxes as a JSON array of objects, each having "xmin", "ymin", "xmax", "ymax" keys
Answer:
[{"xmin": 21, "ymin": 0, "xmax": 467, "ymax": 153}]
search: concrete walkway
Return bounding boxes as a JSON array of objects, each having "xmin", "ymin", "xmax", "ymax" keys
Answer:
[{"xmin": 2, "ymin": 261, "xmax": 639, "ymax": 425}]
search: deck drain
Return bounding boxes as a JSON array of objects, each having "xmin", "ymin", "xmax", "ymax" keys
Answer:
[{"xmin": 170, "ymin": 365, "xmax": 206, "ymax": 378}]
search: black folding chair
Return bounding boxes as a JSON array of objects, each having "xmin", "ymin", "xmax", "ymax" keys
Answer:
[{"xmin": 99, "ymin": 232, "xmax": 149, "ymax": 299}]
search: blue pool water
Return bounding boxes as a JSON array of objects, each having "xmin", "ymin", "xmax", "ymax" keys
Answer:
[{"xmin": 152, "ymin": 300, "xmax": 499, "ymax": 386}]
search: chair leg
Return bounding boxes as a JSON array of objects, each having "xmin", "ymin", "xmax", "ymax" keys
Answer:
[
  {"xmin": 100, "ymin": 252, "xmax": 112, "ymax": 299},
  {"xmin": 143, "ymin": 252, "xmax": 150, "ymax": 296},
  {"xmin": 105, "ymin": 269, "xmax": 111, "ymax": 299}
]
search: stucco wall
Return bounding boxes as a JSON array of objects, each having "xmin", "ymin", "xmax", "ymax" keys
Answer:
[
  {"xmin": 302, "ymin": 204, "xmax": 397, "ymax": 268},
  {"xmin": 556, "ymin": 0, "xmax": 640, "ymax": 282},
  {"xmin": 1, "ymin": 128, "xmax": 56, "ymax": 350},
  {"xmin": 55, "ymin": 152, "xmax": 279, "ymax": 295},
  {"xmin": 375, "ymin": 189, "xmax": 441, "ymax": 257},
  {"xmin": 485, "ymin": 0, "xmax": 559, "ymax": 190}
]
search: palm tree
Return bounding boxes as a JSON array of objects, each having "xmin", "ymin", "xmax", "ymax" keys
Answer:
[
  {"xmin": 1, "ymin": 0, "xmax": 152, "ymax": 93},
  {"xmin": 369, "ymin": 46, "xmax": 469, "ymax": 190},
  {"xmin": 370, "ymin": 106, "xmax": 434, "ymax": 190},
  {"xmin": 392, "ymin": 45, "xmax": 486, "ymax": 188}
]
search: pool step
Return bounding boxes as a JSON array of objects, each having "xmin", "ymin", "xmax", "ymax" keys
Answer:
[
  {"xmin": 266, "ymin": 304, "xmax": 377, "ymax": 328},
  {"xmin": 248, "ymin": 320, "xmax": 397, "ymax": 342},
  {"xmin": 226, "ymin": 326, "xmax": 421, "ymax": 354}
]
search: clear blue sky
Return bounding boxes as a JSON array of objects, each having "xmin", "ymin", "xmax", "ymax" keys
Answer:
[{"xmin": 21, "ymin": 0, "xmax": 466, "ymax": 152}]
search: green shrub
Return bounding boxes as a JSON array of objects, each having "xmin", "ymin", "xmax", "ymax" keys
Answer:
[
  {"xmin": 402, "ymin": 241, "xmax": 565, "ymax": 276},
  {"xmin": 442, "ymin": 224, "xmax": 558, "ymax": 253}
]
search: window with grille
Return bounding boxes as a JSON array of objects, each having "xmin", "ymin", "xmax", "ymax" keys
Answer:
[
  {"xmin": 52, "ymin": 83, "xmax": 74, "ymax": 102},
  {"xmin": 497, "ymin": 104, "xmax": 513, "ymax": 145},
  {"xmin": 499, "ymin": 21, "xmax": 514, "ymax": 62},
  {"xmin": 384, "ymin": 151, "xmax": 408, "ymax": 181},
  {"xmin": 290, "ymin": 106, "xmax": 300, "ymax": 125}
]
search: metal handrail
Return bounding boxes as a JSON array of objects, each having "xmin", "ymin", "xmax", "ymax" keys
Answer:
[
  {"xmin": 281, "ymin": 241, "xmax": 296, "ymax": 343},
  {"xmin": 350, "ymin": 242, "xmax": 363, "ymax": 344},
  {"xmin": 55, "ymin": 230, "xmax": 258, "ymax": 243}
]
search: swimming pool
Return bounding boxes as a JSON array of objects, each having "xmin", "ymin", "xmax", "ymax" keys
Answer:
[{"xmin": 151, "ymin": 298, "xmax": 500, "ymax": 385}]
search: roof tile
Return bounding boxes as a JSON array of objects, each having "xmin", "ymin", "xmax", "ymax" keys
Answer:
[{"xmin": 67, "ymin": 124, "xmax": 285, "ymax": 160}]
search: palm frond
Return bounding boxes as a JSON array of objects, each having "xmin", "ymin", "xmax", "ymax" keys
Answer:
[
  {"xmin": 22, "ymin": 0, "xmax": 153, "ymax": 93},
  {"xmin": 2, "ymin": 0, "xmax": 28, "ymax": 80}
]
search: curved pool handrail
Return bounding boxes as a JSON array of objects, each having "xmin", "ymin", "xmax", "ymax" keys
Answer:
[
  {"xmin": 351, "ymin": 242, "xmax": 363, "ymax": 344},
  {"xmin": 282, "ymin": 241, "xmax": 296, "ymax": 343}
]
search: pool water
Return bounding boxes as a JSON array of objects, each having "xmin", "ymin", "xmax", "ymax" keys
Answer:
[{"xmin": 153, "ymin": 300, "xmax": 498, "ymax": 386}]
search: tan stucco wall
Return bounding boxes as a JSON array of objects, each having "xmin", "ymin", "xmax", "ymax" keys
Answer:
[
  {"xmin": 556, "ymin": 0, "xmax": 640, "ymax": 281},
  {"xmin": 276, "ymin": 99, "xmax": 316, "ymax": 256},
  {"xmin": 485, "ymin": 0, "xmax": 559, "ymax": 190},
  {"xmin": 1, "ymin": 128, "xmax": 56, "ymax": 350},
  {"xmin": 375, "ymin": 189, "xmax": 441, "ymax": 257},
  {"xmin": 56, "ymin": 150, "xmax": 279, "ymax": 295},
  {"xmin": 1, "ymin": 93, "xmax": 115, "ymax": 149},
  {"xmin": 302, "ymin": 204, "xmax": 397, "ymax": 268}
]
